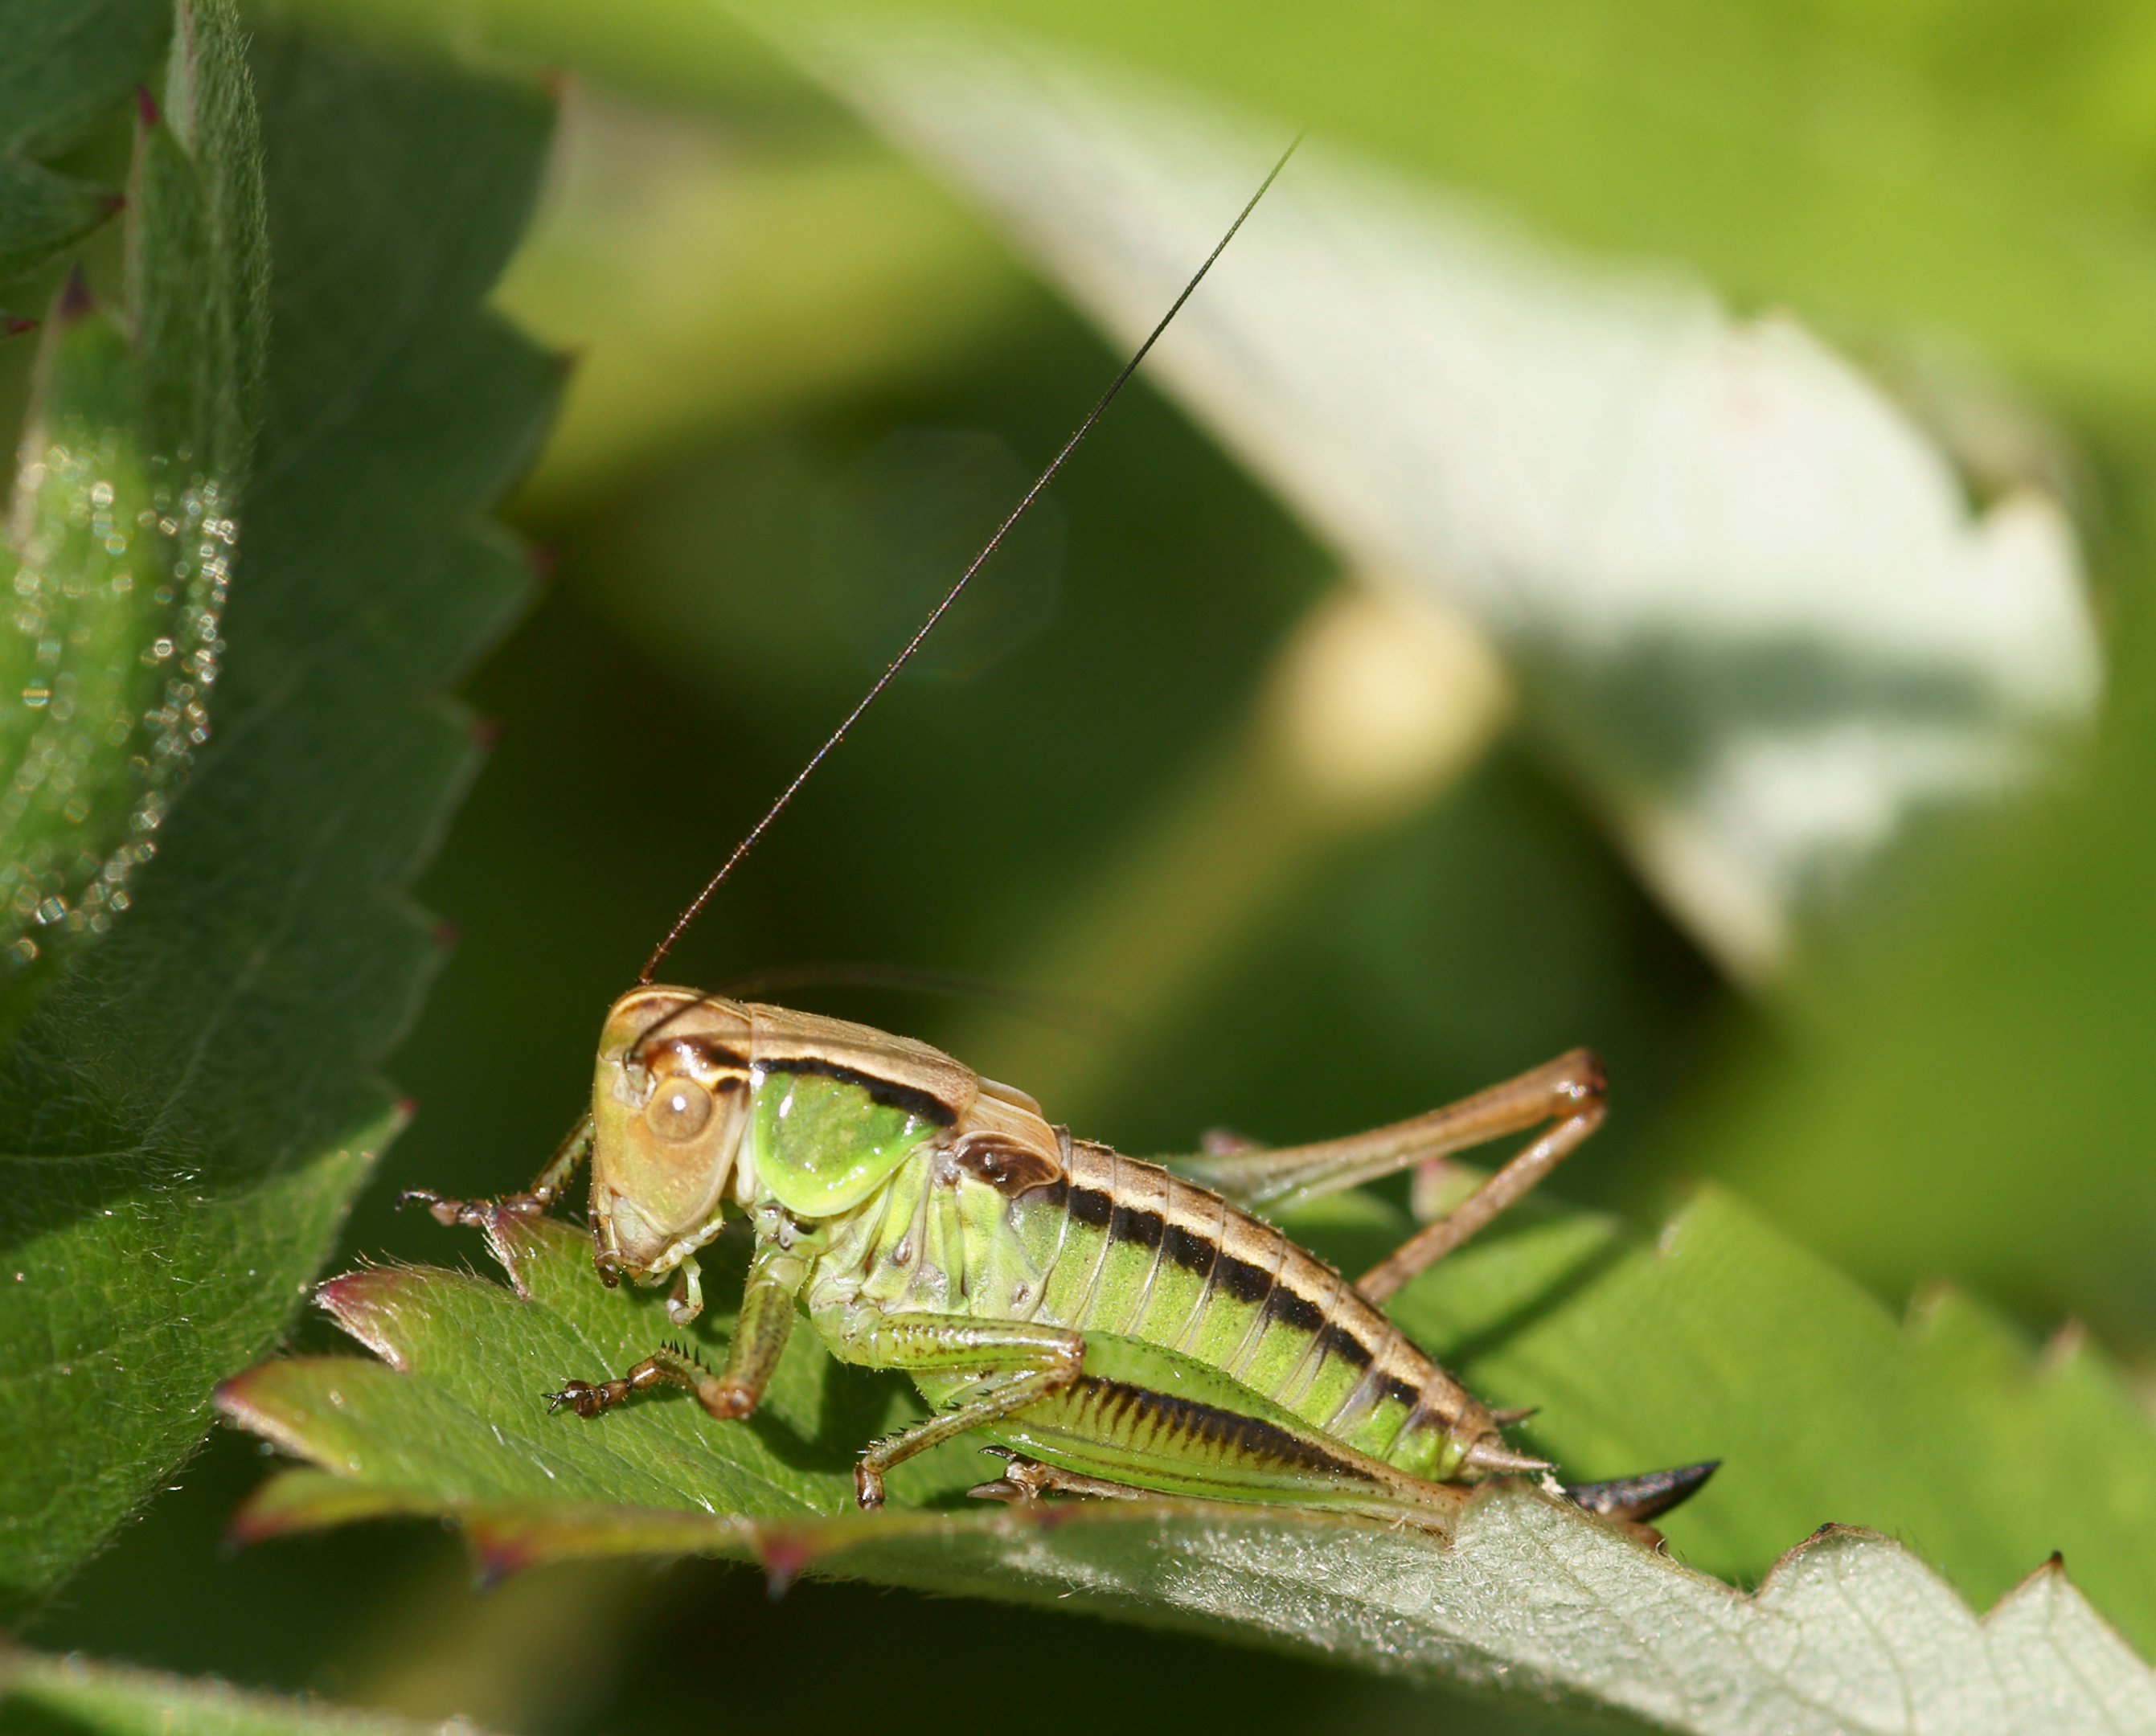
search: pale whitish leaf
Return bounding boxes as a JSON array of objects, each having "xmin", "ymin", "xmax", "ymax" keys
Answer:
[
  {"xmin": 789, "ymin": 18, "xmax": 2101, "ymax": 981},
  {"xmin": 230, "ymin": 1472, "xmax": 2156, "ymax": 1735}
]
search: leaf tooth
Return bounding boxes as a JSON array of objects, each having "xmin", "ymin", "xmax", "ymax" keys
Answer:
[{"xmin": 314, "ymin": 1267, "xmax": 422, "ymax": 1371}]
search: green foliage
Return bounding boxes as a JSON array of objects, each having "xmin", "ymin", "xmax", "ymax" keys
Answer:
[
  {"xmin": 287, "ymin": 0, "xmax": 2156, "ymax": 416},
  {"xmin": 0, "ymin": 0, "xmax": 166, "ymax": 293},
  {"xmin": 1375, "ymin": 1184, "xmax": 2156, "ymax": 1656},
  {"xmin": 0, "ymin": 166, "xmax": 120, "ymax": 289},
  {"xmin": 0, "ymin": 0, "xmax": 170, "ymax": 158},
  {"xmin": 4, "ymin": 2, "xmax": 2154, "ymax": 1733},
  {"xmin": 0, "ymin": 1650, "xmax": 499, "ymax": 1736},
  {"xmin": 213, "ymin": 1206, "xmax": 2156, "ymax": 1727},
  {"xmin": 1692, "ymin": 717, "xmax": 2156, "ymax": 1343},
  {"xmin": 0, "ymin": 12, "xmax": 553, "ymax": 1613}
]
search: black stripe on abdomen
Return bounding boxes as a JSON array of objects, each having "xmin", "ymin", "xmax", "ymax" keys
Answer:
[
  {"xmin": 1072, "ymin": 1374, "xmax": 1363, "ymax": 1480},
  {"xmin": 1067, "ymin": 1185, "xmax": 1113, "ymax": 1228},
  {"xmin": 1261, "ymin": 1284, "xmax": 1324, "ymax": 1333}
]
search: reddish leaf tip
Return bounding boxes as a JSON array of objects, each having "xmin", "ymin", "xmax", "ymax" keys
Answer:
[
  {"xmin": 752, "ymin": 1530, "xmax": 820, "ymax": 1599},
  {"xmin": 431, "ymin": 919, "xmax": 460, "ymax": 949},
  {"xmin": 315, "ymin": 1267, "xmax": 416, "ymax": 1370},
  {"xmin": 55, "ymin": 265, "xmax": 95, "ymax": 324},
  {"xmin": 2, "ymin": 314, "xmax": 35, "ymax": 339},
  {"xmin": 135, "ymin": 84, "xmax": 162, "ymax": 129},
  {"xmin": 470, "ymin": 1544, "xmax": 524, "ymax": 1591},
  {"xmin": 221, "ymin": 1502, "xmax": 289, "ymax": 1551},
  {"xmin": 469, "ymin": 715, "xmax": 504, "ymax": 748},
  {"xmin": 208, "ymin": 1366, "xmax": 303, "ymax": 1456}
]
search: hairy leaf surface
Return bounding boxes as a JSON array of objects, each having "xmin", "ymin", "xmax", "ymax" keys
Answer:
[
  {"xmin": 217, "ymin": 1203, "xmax": 2156, "ymax": 1729},
  {"xmin": 0, "ymin": 21, "xmax": 554, "ymax": 1611}
]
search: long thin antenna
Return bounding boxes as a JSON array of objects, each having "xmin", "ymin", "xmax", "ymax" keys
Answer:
[{"xmin": 640, "ymin": 130, "xmax": 1305, "ymax": 984}]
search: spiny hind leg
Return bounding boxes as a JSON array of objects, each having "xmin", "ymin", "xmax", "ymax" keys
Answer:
[
  {"xmin": 1168, "ymin": 1051, "xmax": 1605, "ymax": 1301},
  {"xmin": 1355, "ymin": 1085, "xmax": 1605, "ymax": 1302},
  {"xmin": 822, "ymin": 1312, "xmax": 1084, "ymax": 1509}
]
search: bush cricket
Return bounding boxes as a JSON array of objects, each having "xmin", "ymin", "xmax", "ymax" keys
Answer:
[{"xmin": 408, "ymin": 135, "xmax": 1713, "ymax": 1537}]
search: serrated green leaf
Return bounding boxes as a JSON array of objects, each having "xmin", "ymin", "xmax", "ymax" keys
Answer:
[
  {"xmin": 0, "ymin": 162, "xmax": 121, "ymax": 283},
  {"xmin": 1376, "ymin": 1185, "xmax": 2156, "ymax": 1660},
  {"xmin": 214, "ymin": 1210, "xmax": 2156, "ymax": 1730},
  {"xmin": 0, "ymin": 1648, "xmax": 506, "ymax": 1736},
  {"xmin": 0, "ymin": 20, "xmax": 555, "ymax": 1613},
  {"xmin": 0, "ymin": 0, "xmax": 166, "ymax": 301},
  {"xmin": 0, "ymin": 290, "xmax": 232, "ymax": 1017},
  {"xmin": 229, "ymin": 1193, "xmax": 2156, "ymax": 1662},
  {"xmin": 0, "ymin": 0, "xmax": 170, "ymax": 158}
]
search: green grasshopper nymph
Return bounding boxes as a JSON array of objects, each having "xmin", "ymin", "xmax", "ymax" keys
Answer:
[{"xmin": 408, "ymin": 138, "xmax": 1713, "ymax": 1536}]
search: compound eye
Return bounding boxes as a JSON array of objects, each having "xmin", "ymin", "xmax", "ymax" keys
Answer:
[{"xmin": 646, "ymin": 1076, "xmax": 714, "ymax": 1142}]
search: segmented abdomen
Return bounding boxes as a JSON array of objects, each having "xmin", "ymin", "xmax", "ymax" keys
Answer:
[{"xmin": 1007, "ymin": 1141, "xmax": 1470, "ymax": 1475}]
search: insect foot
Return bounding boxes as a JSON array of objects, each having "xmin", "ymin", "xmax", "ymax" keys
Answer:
[
  {"xmin": 966, "ymin": 1451, "xmax": 1148, "ymax": 1505},
  {"xmin": 546, "ymin": 1346, "xmax": 760, "ymax": 1423},
  {"xmin": 853, "ymin": 1462, "xmax": 886, "ymax": 1510},
  {"xmin": 697, "ymin": 1378, "xmax": 756, "ymax": 1420},
  {"xmin": 546, "ymin": 1378, "xmax": 624, "ymax": 1419},
  {"xmin": 398, "ymin": 1187, "xmax": 548, "ymax": 1230}
]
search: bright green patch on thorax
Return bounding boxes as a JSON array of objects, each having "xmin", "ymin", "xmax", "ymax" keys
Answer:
[{"xmin": 750, "ymin": 1064, "xmax": 944, "ymax": 1217}]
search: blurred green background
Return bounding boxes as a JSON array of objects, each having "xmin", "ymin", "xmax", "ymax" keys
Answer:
[{"xmin": 16, "ymin": 1, "xmax": 2156, "ymax": 1731}]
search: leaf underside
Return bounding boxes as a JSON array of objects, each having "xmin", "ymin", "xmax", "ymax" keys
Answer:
[
  {"xmin": 0, "ymin": 20, "xmax": 555, "ymax": 1612},
  {"xmin": 216, "ymin": 1207, "xmax": 2156, "ymax": 1733}
]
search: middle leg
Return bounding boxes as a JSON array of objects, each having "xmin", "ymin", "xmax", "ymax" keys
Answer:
[{"xmin": 820, "ymin": 1309, "xmax": 1085, "ymax": 1509}]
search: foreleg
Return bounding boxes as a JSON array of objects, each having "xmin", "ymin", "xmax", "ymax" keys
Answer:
[
  {"xmin": 550, "ymin": 1239, "xmax": 808, "ymax": 1421},
  {"xmin": 401, "ymin": 1111, "xmax": 594, "ymax": 1228}
]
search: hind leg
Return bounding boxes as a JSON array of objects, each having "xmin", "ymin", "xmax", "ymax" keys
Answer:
[{"xmin": 1169, "ymin": 1050, "xmax": 1605, "ymax": 1301}]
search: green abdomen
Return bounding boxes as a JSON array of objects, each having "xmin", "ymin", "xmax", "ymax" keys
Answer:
[{"xmin": 997, "ymin": 1141, "xmax": 1465, "ymax": 1479}]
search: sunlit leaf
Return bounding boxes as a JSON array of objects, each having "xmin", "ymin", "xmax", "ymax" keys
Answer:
[
  {"xmin": 785, "ymin": 22, "xmax": 2100, "ymax": 984},
  {"xmin": 217, "ymin": 1193, "xmax": 2156, "ymax": 1726}
]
